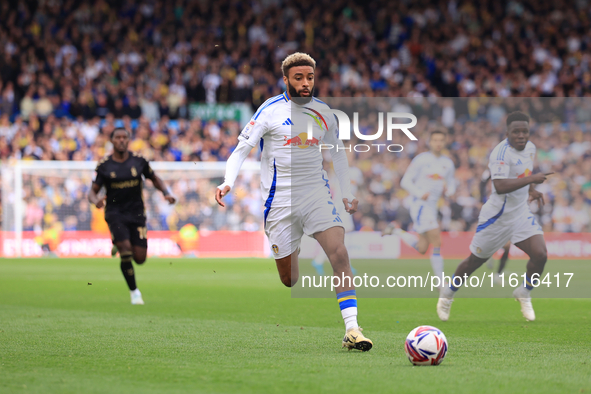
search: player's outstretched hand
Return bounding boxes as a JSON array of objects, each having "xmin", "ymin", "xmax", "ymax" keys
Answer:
[
  {"xmin": 530, "ymin": 172, "xmax": 554, "ymax": 184},
  {"xmin": 421, "ymin": 192, "xmax": 430, "ymax": 200},
  {"xmin": 165, "ymin": 195, "xmax": 176, "ymax": 205},
  {"xmin": 343, "ymin": 198, "xmax": 359, "ymax": 214},
  {"xmin": 216, "ymin": 185, "xmax": 231, "ymax": 207},
  {"xmin": 95, "ymin": 196, "xmax": 106, "ymax": 209},
  {"xmin": 528, "ymin": 189, "xmax": 545, "ymax": 206}
]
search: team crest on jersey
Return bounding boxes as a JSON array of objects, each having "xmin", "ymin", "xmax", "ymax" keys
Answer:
[
  {"xmin": 272, "ymin": 244, "xmax": 279, "ymax": 254},
  {"xmin": 131, "ymin": 166, "xmax": 137, "ymax": 177},
  {"xmin": 110, "ymin": 172, "xmax": 116, "ymax": 178}
]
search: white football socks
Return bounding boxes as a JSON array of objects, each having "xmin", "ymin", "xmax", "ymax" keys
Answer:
[
  {"xmin": 430, "ymin": 251, "xmax": 444, "ymax": 282},
  {"xmin": 440, "ymin": 286, "xmax": 456, "ymax": 299},
  {"xmin": 342, "ymin": 307, "xmax": 359, "ymax": 331}
]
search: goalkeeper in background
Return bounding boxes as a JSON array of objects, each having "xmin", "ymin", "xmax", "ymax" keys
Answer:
[{"xmin": 88, "ymin": 128, "xmax": 176, "ymax": 305}]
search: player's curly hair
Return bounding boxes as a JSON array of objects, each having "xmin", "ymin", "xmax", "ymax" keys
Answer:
[
  {"xmin": 281, "ymin": 52, "xmax": 316, "ymax": 77},
  {"xmin": 506, "ymin": 111, "xmax": 530, "ymax": 127}
]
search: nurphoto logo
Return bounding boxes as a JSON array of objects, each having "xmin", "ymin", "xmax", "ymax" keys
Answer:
[{"xmin": 311, "ymin": 110, "xmax": 418, "ymax": 153}]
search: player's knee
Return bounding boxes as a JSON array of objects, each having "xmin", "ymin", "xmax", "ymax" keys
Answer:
[
  {"xmin": 416, "ymin": 238, "xmax": 429, "ymax": 254},
  {"xmin": 328, "ymin": 244, "xmax": 349, "ymax": 271},
  {"xmin": 279, "ymin": 272, "xmax": 298, "ymax": 287},
  {"xmin": 468, "ymin": 254, "xmax": 486, "ymax": 269},
  {"xmin": 133, "ymin": 254, "xmax": 146, "ymax": 265},
  {"xmin": 531, "ymin": 248, "xmax": 547, "ymax": 265}
]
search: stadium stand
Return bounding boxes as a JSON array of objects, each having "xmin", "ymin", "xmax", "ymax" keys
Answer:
[{"xmin": 0, "ymin": 0, "xmax": 590, "ymax": 234}]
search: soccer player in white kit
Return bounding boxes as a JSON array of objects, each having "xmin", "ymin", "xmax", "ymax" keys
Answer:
[
  {"xmin": 437, "ymin": 111, "xmax": 552, "ymax": 322},
  {"xmin": 215, "ymin": 53, "xmax": 372, "ymax": 351},
  {"xmin": 383, "ymin": 129, "xmax": 456, "ymax": 285}
]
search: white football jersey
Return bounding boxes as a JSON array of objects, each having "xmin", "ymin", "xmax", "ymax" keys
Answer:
[
  {"xmin": 487, "ymin": 139, "xmax": 536, "ymax": 215},
  {"xmin": 400, "ymin": 151, "xmax": 456, "ymax": 206},
  {"xmin": 238, "ymin": 92, "xmax": 345, "ymax": 208}
]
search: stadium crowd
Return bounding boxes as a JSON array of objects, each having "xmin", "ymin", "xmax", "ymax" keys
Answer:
[{"xmin": 1, "ymin": 0, "xmax": 590, "ymax": 234}]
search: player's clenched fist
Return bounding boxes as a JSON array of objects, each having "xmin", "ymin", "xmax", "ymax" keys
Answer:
[
  {"xmin": 343, "ymin": 198, "xmax": 359, "ymax": 214},
  {"xmin": 528, "ymin": 189, "xmax": 545, "ymax": 206},
  {"xmin": 164, "ymin": 195, "xmax": 176, "ymax": 205},
  {"xmin": 216, "ymin": 185, "xmax": 231, "ymax": 207},
  {"xmin": 95, "ymin": 196, "xmax": 107, "ymax": 209},
  {"xmin": 530, "ymin": 172, "xmax": 554, "ymax": 184}
]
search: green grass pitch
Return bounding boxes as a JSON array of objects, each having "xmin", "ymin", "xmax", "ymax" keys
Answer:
[{"xmin": 1, "ymin": 257, "xmax": 590, "ymax": 394}]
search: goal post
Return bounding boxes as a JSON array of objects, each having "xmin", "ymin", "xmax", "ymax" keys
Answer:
[{"xmin": 1, "ymin": 160, "xmax": 264, "ymax": 258}]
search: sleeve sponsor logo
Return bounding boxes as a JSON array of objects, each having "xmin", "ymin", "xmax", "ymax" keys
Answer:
[{"xmin": 239, "ymin": 120, "xmax": 255, "ymax": 140}]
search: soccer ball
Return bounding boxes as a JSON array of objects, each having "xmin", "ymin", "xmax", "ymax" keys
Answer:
[{"xmin": 404, "ymin": 325, "xmax": 448, "ymax": 366}]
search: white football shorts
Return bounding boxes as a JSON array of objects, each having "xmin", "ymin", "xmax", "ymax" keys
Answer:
[
  {"xmin": 264, "ymin": 191, "xmax": 346, "ymax": 259},
  {"xmin": 410, "ymin": 199, "xmax": 439, "ymax": 234},
  {"xmin": 470, "ymin": 203, "xmax": 543, "ymax": 259}
]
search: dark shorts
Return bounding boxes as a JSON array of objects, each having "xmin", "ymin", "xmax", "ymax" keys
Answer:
[{"xmin": 106, "ymin": 214, "xmax": 148, "ymax": 248}]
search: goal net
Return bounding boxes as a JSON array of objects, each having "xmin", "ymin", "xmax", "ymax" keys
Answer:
[{"xmin": 1, "ymin": 160, "xmax": 265, "ymax": 258}]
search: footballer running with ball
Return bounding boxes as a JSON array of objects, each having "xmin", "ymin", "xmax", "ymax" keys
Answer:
[
  {"xmin": 437, "ymin": 111, "xmax": 552, "ymax": 321},
  {"xmin": 216, "ymin": 53, "xmax": 372, "ymax": 351}
]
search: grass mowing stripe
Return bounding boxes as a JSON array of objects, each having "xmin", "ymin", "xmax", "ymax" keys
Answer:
[{"xmin": 0, "ymin": 258, "xmax": 590, "ymax": 394}]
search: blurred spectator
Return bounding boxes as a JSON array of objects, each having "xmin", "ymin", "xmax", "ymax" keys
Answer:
[
  {"xmin": 0, "ymin": 0, "xmax": 590, "ymax": 234},
  {"xmin": 552, "ymin": 195, "xmax": 574, "ymax": 232}
]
